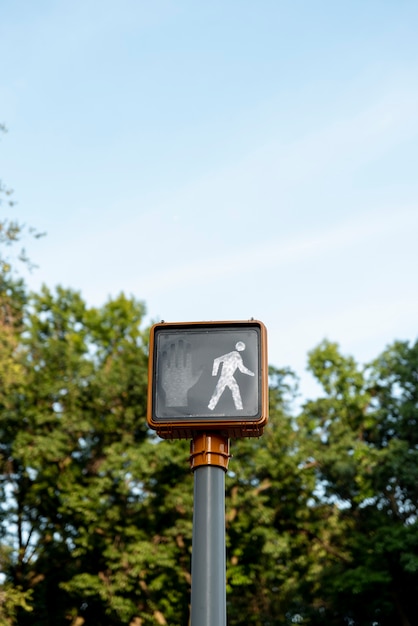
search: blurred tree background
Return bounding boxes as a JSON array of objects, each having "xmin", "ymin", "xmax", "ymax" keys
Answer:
[{"xmin": 1, "ymin": 132, "xmax": 417, "ymax": 625}]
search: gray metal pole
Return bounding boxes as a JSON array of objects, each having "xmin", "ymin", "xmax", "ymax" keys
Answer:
[{"xmin": 190, "ymin": 464, "xmax": 226, "ymax": 626}]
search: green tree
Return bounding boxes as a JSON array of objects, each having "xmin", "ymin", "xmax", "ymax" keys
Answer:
[
  {"xmin": 0, "ymin": 277, "xmax": 316, "ymax": 625},
  {"xmin": 0, "ymin": 126, "xmax": 37, "ymax": 623},
  {"xmin": 297, "ymin": 339, "xmax": 418, "ymax": 625},
  {"xmin": 0, "ymin": 283, "xmax": 198, "ymax": 625}
]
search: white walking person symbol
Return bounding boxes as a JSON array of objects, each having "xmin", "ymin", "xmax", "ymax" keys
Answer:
[{"xmin": 208, "ymin": 341, "xmax": 255, "ymax": 411}]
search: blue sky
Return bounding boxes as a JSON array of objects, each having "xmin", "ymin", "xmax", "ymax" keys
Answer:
[{"xmin": 1, "ymin": 0, "xmax": 418, "ymax": 400}]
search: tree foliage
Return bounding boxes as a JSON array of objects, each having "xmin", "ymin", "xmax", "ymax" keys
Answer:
[
  {"xmin": 1, "ymin": 283, "xmax": 415, "ymax": 625},
  {"xmin": 0, "ymin": 125, "xmax": 44, "ymax": 276},
  {"xmin": 297, "ymin": 339, "xmax": 418, "ymax": 625},
  {"xmin": 0, "ymin": 284, "xmax": 192, "ymax": 625}
]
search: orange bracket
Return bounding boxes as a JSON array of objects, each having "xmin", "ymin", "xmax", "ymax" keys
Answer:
[{"xmin": 189, "ymin": 432, "xmax": 231, "ymax": 471}]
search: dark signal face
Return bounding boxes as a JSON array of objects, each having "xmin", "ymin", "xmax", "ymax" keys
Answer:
[{"xmin": 147, "ymin": 321, "xmax": 268, "ymax": 439}]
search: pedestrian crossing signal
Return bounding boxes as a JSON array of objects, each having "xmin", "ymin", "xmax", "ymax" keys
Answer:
[{"xmin": 147, "ymin": 320, "xmax": 268, "ymax": 439}]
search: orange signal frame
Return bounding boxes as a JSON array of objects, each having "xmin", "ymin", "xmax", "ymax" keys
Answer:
[{"xmin": 147, "ymin": 320, "xmax": 268, "ymax": 439}]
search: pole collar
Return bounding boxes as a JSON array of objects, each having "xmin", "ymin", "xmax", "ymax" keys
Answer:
[{"xmin": 189, "ymin": 432, "xmax": 231, "ymax": 471}]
